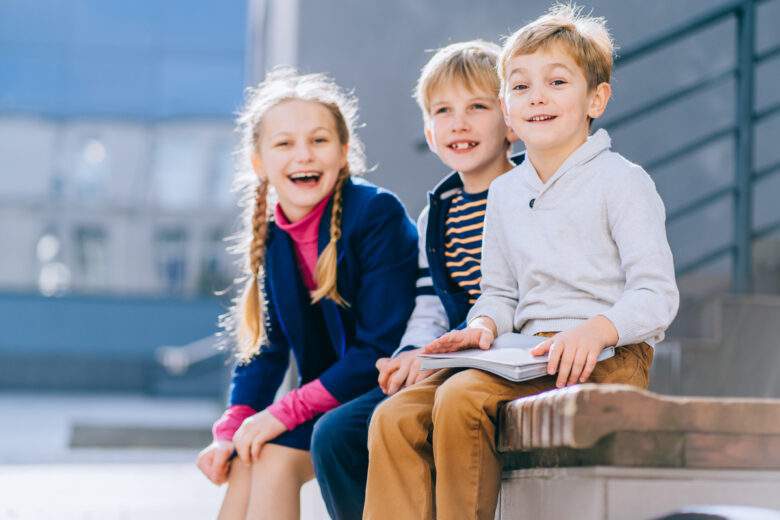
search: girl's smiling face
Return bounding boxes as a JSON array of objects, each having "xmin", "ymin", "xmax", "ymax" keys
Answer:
[{"xmin": 253, "ymin": 99, "xmax": 348, "ymax": 222}]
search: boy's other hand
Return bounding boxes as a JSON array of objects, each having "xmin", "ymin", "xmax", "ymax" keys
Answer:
[
  {"xmin": 422, "ymin": 317, "xmax": 497, "ymax": 354},
  {"xmin": 196, "ymin": 440, "xmax": 234, "ymax": 485},
  {"xmin": 376, "ymin": 351, "xmax": 435, "ymax": 395},
  {"xmin": 530, "ymin": 316, "xmax": 619, "ymax": 388}
]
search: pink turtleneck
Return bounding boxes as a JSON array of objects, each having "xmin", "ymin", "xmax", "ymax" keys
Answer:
[
  {"xmin": 212, "ymin": 194, "xmax": 341, "ymax": 442},
  {"xmin": 272, "ymin": 194, "xmax": 332, "ymax": 291}
]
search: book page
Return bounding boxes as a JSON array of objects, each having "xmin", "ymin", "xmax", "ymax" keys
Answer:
[{"xmin": 419, "ymin": 333, "xmax": 549, "ymax": 367}]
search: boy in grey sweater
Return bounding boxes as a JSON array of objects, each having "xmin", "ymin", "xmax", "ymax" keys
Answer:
[{"xmin": 364, "ymin": 5, "xmax": 679, "ymax": 520}]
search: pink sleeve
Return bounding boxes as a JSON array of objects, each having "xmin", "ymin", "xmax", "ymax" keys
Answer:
[
  {"xmin": 212, "ymin": 405, "xmax": 257, "ymax": 442},
  {"xmin": 267, "ymin": 379, "xmax": 341, "ymax": 431}
]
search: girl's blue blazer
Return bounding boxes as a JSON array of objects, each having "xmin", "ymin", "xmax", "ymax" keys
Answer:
[{"xmin": 228, "ymin": 177, "xmax": 419, "ymax": 411}]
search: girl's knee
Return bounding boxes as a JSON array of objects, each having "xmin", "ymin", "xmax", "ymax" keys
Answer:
[
  {"xmin": 219, "ymin": 459, "xmax": 253, "ymax": 520},
  {"xmin": 252, "ymin": 444, "xmax": 312, "ymax": 486},
  {"xmin": 227, "ymin": 457, "xmax": 252, "ymax": 485}
]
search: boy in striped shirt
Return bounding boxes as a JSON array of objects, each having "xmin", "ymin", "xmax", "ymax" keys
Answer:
[{"xmin": 310, "ymin": 40, "xmax": 522, "ymax": 520}]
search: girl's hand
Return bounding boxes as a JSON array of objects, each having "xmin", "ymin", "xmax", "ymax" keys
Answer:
[
  {"xmin": 530, "ymin": 315, "xmax": 618, "ymax": 388},
  {"xmin": 422, "ymin": 317, "xmax": 497, "ymax": 354},
  {"xmin": 232, "ymin": 410, "xmax": 287, "ymax": 464},
  {"xmin": 196, "ymin": 440, "xmax": 234, "ymax": 485}
]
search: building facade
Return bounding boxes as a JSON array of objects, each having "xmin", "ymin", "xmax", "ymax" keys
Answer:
[{"xmin": 0, "ymin": 1, "xmax": 246, "ymax": 297}]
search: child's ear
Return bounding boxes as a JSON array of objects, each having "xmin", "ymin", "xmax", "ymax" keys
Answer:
[
  {"xmin": 251, "ymin": 151, "xmax": 266, "ymax": 181},
  {"xmin": 588, "ymin": 82, "xmax": 612, "ymax": 120},
  {"xmin": 500, "ymin": 95, "xmax": 511, "ymax": 126},
  {"xmin": 500, "ymin": 97, "xmax": 519, "ymax": 142},
  {"xmin": 423, "ymin": 124, "xmax": 437, "ymax": 154}
]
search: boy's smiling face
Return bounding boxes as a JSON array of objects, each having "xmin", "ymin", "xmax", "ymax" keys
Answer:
[
  {"xmin": 502, "ymin": 42, "xmax": 610, "ymax": 163},
  {"xmin": 424, "ymin": 83, "xmax": 513, "ymax": 180}
]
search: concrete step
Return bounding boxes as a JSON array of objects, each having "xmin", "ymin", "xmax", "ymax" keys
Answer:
[
  {"xmin": 70, "ymin": 423, "xmax": 211, "ymax": 449},
  {"xmin": 661, "ymin": 294, "xmax": 780, "ymax": 398},
  {"xmin": 0, "ymin": 349, "xmax": 230, "ymax": 398}
]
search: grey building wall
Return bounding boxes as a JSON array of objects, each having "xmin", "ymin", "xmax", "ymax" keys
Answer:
[
  {"xmin": 285, "ymin": 0, "xmax": 780, "ymax": 295},
  {"xmin": 2, "ymin": 1, "xmax": 779, "ymax": 298}
]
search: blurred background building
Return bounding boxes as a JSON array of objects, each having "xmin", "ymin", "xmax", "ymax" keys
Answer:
[
  {"xmin": 0, "ymin": 0, "xmax": 779, "ymax": 398},
  {"xmin": 0, "ymin": 1, "xmax": 246, "ymax": 394},
  {"xmin": 1, "ymin": 1, "xmax": 779, "ymax": 517},
  {"xmin": 0, "ymin": 1, "xmax": 243, "ymax": 297}
]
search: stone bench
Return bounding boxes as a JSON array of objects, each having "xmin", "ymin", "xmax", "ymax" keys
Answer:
[{"xmin": 497, "ymin": 385, "xmax": 780, "ymax": 520}]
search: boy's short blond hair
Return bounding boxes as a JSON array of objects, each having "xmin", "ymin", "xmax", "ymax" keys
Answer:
[
  {"xmin": 414, "ymin": 40, "xmax": 502, "ymax": 122},
  {"xmin": 498, "ymin": 4, "xmax": 614, "ymax": 94}
]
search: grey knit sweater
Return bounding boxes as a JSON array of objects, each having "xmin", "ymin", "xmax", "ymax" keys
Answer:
[{"xmin": 467, "ymin": 129, "xmax": 679, "ymax": 347}]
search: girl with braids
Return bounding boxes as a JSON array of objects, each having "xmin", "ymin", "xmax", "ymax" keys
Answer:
[{"xmin": 195, "ymin": 69, "xmax": 418, "ymax": 519}]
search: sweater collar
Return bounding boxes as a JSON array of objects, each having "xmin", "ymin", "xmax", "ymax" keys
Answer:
[
  {"xmin": 274, "ymin": 193, "xmax": 333, "ymax": 243},
  {"xmin": 520, "ymin": 129, "xmax": 611, "ymax": 194},
  {"xmin": 429, "ymin": 152, "xmax": 527, "ymax": 201}
]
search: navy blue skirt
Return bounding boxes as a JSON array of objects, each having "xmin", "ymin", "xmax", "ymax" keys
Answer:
[{"xmin": 266, "ymin": 414, "xmax": 322, "ymax": 451}]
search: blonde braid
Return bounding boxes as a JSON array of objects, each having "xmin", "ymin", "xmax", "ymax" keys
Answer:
[
  {"xmin": 238, "ymin": 182, "xmax": 269, "ymax": 360},
  {"xmin": 222, "ymin": 68, "xmax": 369, "ymax": 359},
  {"xmin": 311, "ymin": 170, "xmax": 349, "ymax": 306}
]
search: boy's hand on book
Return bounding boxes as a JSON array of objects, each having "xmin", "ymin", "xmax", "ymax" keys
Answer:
[
  {"xmin": 423, "ymin": 318, "xmax": 496, "ymax": 354},
  {"xmin": 377, "ymin": 351, "xmax": 436, "ymax": 395},
  {"xmin": 530, "ymin": 316, "xmax": 619, "ymax": 388}
]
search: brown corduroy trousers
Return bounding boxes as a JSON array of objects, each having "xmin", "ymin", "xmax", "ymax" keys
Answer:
[{"xmin": 363, "ymin": 337, "xmax": 653, "ymax": 520}]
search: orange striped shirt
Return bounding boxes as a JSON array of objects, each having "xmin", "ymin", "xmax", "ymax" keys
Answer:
[{"xmin": 444, "ymin": 191, "xmax": 487, "ymax": 304}]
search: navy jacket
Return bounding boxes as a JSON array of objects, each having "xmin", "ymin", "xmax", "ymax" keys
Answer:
[
  {"xmin": 229, "ymin": 178, "xmax": 418, "ymax": 410},
  {"xmin": 425, "ymin": 153, "xmax": 526, "ymax": 329}
]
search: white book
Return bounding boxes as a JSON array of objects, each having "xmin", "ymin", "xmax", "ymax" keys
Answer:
[{"xmin": 418, "ymin": 333, "xmax": 616, "ymax": 382}]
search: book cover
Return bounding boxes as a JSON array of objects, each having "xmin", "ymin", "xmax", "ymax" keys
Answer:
[{"xmin": 418, "ymin": 333, "xmax": 615, "ymax": 382}]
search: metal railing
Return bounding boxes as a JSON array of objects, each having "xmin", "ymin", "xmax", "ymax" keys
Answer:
[{"xmin": 597, "ymin": 0, "xmax": 779, "ymax": 292}]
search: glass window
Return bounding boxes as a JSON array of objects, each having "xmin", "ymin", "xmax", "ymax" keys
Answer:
[
  {"xmin": 196, "ymin": 227, "xmax": 233, "ymax": 296},
  {"xmin": 72, "ymin": 137, "xmax": 111, "ymax": 202},
  {"xmin": 0, "ymin": 119, "xmax": 57, "ymax": 199},
  {"xmin": 73, "ymin": 225, "xmax": 109, "ymax": 290},
  {"xmin": 155, "ymin": 227, "xmax": 188, "ymax": 294},
  {"xmin": 208, "ymin": 139, "xmax": 237, "ymax": 209},
  {"xmin": 36, "ymin": 230, "xmax": 70, "ymax": 296},
  {"xmin": 152, "ymin": 131, "xmax": 204, "ymax": 209}
]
